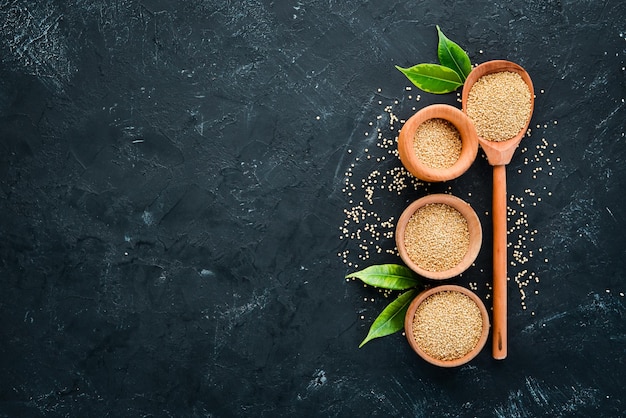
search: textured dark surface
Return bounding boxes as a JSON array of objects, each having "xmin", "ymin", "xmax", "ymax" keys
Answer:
[{"xmin": 1, "ymin": 1, "xmax": 625, "ymax": 416}]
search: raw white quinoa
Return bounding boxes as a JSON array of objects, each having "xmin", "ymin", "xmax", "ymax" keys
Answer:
[
  {"xmin": 413, "ymin": 118, "xmax": 462, "ymax": 169},
  {"xmin": 466, "ymin": 71, "xmax": 531, "ymax": 142},
  {"xmin": 412, "ymin": 290, "xmax": 483, "ymax": 361},
  {"xmin": 403, "ymin": 203, "xmax": 469, "ymax": 272}
]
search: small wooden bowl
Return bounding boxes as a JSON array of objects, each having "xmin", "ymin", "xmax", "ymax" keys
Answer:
[
  {"xmin": 396, "ymin": 194, "xmax": 482, "ymax": 280},
  {"xmin": 398, "ymin": 104, "xmax": 478, "ymax": 182},
  {"xmin": 404, "ymin": 285, "xmax": 490, "ymax": 367}
]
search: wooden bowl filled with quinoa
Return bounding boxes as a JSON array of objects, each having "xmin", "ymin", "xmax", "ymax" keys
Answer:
[
  {"xmin": 404, "ymin": 285, "xmax": 490, "ymax": 367},
  {"xmin": 397, "ymin": 104, "xmax": 478, "ymax": 182},
  {"xmin": 395, "ymin": 194, "xmax": 482, "ymax": 280}
]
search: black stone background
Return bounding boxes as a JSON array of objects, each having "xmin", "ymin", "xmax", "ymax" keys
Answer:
[{"xmin": 1, "ymin": 1, "xmax": 625, "ymax": 417}]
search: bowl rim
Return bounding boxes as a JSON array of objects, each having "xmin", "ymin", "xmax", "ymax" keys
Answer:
[
  {"xmin": 398, "ymin": 104, "xmax": 478, "ymax": 182},
  {"xmin": 395, "ymin": 193, "xmax": 482, "ymax": 280},
  {"xmin": 404, "ymin": 284, "xmax": 490, "ymax": 367}
]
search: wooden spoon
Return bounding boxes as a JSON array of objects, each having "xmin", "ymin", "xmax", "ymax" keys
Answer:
[{"xmin": 461, "ymin": 60, "xmax": 534, "ymax": 360}]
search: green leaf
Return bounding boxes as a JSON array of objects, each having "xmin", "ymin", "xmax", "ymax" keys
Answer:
[
  {"xmin": 346, "ymin": 264, "xmax": 421, "ymax": 290},
  {"xmin": 359, "ymin": 289, "xmax": 418, "ymax": 348},
  {"xmin": 436, "ymin": 25, "xmax": 472, "ymax": 82},
  {"xmin": 395, "ymin": 63, "xmax": 463, "ymax": 94}
]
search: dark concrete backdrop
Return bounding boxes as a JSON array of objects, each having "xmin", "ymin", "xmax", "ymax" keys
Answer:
[{"xmin": 1, "ymin": 1, "xmax": 625, "ymax": 416}]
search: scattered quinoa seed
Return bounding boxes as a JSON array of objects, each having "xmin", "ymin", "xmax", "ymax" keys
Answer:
[{"xmin": 340, "ymin": 85, "xmax": 554, "ymax": 317}]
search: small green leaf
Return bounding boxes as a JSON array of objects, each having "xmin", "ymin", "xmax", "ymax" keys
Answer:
[
  {"xmin": 395, "ymin": 63, "xmax": 463, "ymax": 94},
  {"xmin": 436, "ymin": 25, "xmax": 472, "ymax": 82},
  {"xmin": 346, "ymin": 264, "xmax": 421, "ymax": 290},
  {"xmin": 359, "ymin": 289, "xmax": 417, "ymax": 348}
]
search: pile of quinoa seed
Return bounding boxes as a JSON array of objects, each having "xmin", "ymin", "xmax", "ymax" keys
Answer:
[
  {"xmin": 413, "ymin": 118, "xmax": 462, "ymax": 169},
  {"xmin": 466, "ymin": 71, "xmax": 532, "ymax": 142},
  {"xmin": 403, "ymin": 203, "xmax": 469, "ymax": 272},
  {"xmin": 412, "ymin": 290, "xmax": 483, "ymax": 361}
]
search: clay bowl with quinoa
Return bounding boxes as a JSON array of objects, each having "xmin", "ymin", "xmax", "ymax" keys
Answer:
[
  {"xmin": 395, "ymin": 194, "xmax": 482, "ymax": 280},
  {"xmin": 404, "ymin": 285, "xmax": 490, "ymax": 367},
  {"xmin": 397, "ymin": 104, "xmax": 478, "ymax": 182}
]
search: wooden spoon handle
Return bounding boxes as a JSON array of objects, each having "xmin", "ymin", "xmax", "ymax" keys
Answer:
[{"xmin": 492, "ymin": 164, "xmax": 508, "ymax": 359}]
